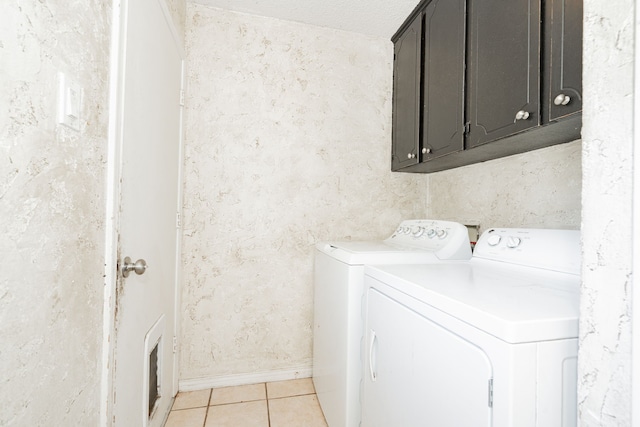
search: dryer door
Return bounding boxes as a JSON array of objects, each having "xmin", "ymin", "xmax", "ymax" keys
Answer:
[{"xmin": 363, "ymin": 288, "xmax": 493, "ymax": 426}]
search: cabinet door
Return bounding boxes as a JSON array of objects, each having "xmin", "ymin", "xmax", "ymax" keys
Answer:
[
  {"xmin": 546, "ymin": 0, "xmax": 583, "ymax": 121},
  {"xmin": 362, "ymin": 289, "xmax": 493, "ymax": 427},
  {"xmin": 467, "ymin": 0, "xmax": 541, "ymax": 148},
  {"xmin": 421, "ymin": 0, "xmax": 466, "ymax": 160},
  {"xmin": 391, "ymin": 13, "xmax": 422, "ymax": 171}
]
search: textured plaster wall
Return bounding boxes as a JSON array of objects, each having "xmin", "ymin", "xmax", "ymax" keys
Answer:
[
  {"xmin": 427, "ymin": 140, "xmax": 582, "ymax": 231},
  {"xmin": 0, "ymin": 1, "xmax": 111, "ymax": 425},
  {"xmin": 166, "ymin": 0, "xmax": 187, "ymax": 42},
  {"xmin": 181, "ymin": 3, "xmax": 426, "ymax": 381},
  {"xmin": 579, "ymin": 0, "xmax": 633, "ymax": 424}
]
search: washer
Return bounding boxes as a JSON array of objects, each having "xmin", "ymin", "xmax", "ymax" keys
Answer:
[
  {"xmin": 362, "ymin": 228, "xmax": 581, "ymax": 427},
  {"xmin": 312, "ymin": 220, "xmax": 472, "ymax": 427}
]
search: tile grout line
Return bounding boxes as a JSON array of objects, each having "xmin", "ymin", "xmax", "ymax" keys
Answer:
[
  {"xmin": 268, "ymin": 392, "xmax": 316, "ymax": 401},
  {"xmin": 265, "ymin": 383, "xmax": 272, "ymax": 427},
  {"xmin": 200, "ymin": 388, "xmax": 212, "ymax": 427}
]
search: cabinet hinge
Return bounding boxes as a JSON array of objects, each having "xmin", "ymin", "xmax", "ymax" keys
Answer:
[
  {"xmin": 179, "ymin": 89, "xmax": 185, "ymax": 106},
  {"xmin": 464, "ymin": 121, "xmax": 471, "ymax": 135},
  {"xmin": 173, "ymin": 336, "xmax": 178, "ymax": 354},
  {"xmin": 488, "ymin": 379, "xmax": 494, "ymax": 408},
  {"xmin": 176, "ymin": 211, "xmax": 182, "ymax": 229}
]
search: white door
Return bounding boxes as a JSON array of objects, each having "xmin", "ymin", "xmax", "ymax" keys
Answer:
[
  {"xmin": 363, "ymin": 289, "xmax": 493, "ymax": 427},
  {"xmin": 110, "ymin": 0, "xmax": 184, "ymax": 425}
]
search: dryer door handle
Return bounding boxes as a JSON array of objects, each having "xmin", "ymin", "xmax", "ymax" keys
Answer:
[{"xmin": 369, "ymin": 329, "xmax": 377, "ymax": 382}]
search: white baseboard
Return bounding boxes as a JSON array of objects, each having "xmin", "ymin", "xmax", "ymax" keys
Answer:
[{"xmin": 178, "ymin": 365, "xmax": 314, "ymax": 392}]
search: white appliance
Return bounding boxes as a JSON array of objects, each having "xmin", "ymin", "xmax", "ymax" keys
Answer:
[
  {"xmin": 312, "ymin": 220, "xmax": 472, "ymax": 427},
  {"xmin": 362, "ymin": 228, "xmax": 581, "ymax": 427}
]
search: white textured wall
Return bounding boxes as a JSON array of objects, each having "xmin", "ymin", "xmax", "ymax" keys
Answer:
[
  {"xmin": 166, "ymin": 0, "xmax": 187, "ymax": 42},
  {"xmin": 181, "ymin": 4, "xmax": 426, "ymax": 381},
  {"xmin": 579, "ymin": 0, "xmax": 633, "ymax": 424},
  {"xmin": 427, "ymin": 140, "xmax": 582, "ymax": 231},
  {"xmin": 0, "ymin": 1, "xmax": 111, "ymax": 425}
]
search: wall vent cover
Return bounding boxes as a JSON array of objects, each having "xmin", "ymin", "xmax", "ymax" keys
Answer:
[{"xmin": 148, "ymin": 342, "xmax": 160, "ymax": 417}]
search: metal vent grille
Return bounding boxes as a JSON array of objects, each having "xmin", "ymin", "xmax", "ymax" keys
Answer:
[{"xmin": 148, "ymin": 343, "xmax": 159, "ymax": 417}]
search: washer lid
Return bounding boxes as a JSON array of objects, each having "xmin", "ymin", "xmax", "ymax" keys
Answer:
[
  {"xmin": 365, "ymin": 261, "xmax": 580, "ymax": 344},
  {"xmin": 316, "ymin": 241, "xmax": 442, "ymax": 265}
]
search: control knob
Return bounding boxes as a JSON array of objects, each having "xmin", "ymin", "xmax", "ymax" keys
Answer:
[
  {"xmin": 487, "ymin": 235, "xmax": 502, "ymax": 246},
  {"xmin": 426, "ymin": 228, "xmax": 436, "ymax": 238},
  {"xmin": 506, "ymin": 236, "xmax": 522, "ymax": 248},
  {"xmin": 412, "ymin": 227, "xmax": 425, "ymax": 238}
]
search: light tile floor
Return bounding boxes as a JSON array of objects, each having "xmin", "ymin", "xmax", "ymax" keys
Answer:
[{"xmin": 164, "ymin": 378, "xmax": 328, "ymax": 427}]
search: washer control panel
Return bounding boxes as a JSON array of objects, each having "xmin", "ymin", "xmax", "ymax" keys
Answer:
[
  {"xmin": 385, "ymin": 220, "xmax": 472, "ymax": 260},
  {"xmin": 474, "ymin": 228, "xmax": 581, "ymax": 274}
]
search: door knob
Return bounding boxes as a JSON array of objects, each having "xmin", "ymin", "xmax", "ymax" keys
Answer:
[{"xmin": 121, "ymin": 256, "xmax": 148, "ymax": 278}]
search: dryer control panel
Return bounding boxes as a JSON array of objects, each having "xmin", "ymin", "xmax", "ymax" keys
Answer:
[
  {"xmin": 473, "ymin": 228, "xmax": 581, "ymax": 275},
  {"xmin": 385, "ymin": 219, "xmax": 471, "ymax": 260}
]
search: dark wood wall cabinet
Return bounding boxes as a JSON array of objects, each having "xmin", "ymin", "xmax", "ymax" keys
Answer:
[{"xmin": 391, "ymin": 0, "xmax": 583, "ymax": 173}]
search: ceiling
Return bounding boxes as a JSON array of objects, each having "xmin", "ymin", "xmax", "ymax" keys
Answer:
[{"xmin": 189, "ymin": 0, "xmax": 423, "ymax": 39}]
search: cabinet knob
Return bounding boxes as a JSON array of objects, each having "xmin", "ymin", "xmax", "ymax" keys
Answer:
[
  {"xmin": 407, "ymin": 153, "xmax": 416, "ymax": 159},
  {"xmin": 422, "ymin": 147, "xmax": 432, "ymax": 154},
  {"xmin": 553, "ymin": 94, "xmax": 571, "ymax": 106},
  {"xmin": 515, "ymin": 110, "xmax": 530, "ymax": 121}
]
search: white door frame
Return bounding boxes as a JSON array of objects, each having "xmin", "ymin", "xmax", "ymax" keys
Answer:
[
  {"xmin": 633, "ymin": 1, "xmax": 639, "ymax": 425},
  {"xmin": 101, "ymin": 0, "xmax": 185, "ymax": 425}
]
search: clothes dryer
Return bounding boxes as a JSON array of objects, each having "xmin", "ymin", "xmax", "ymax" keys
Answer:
[
  {"xmin": 312, "ymin": 220, "xmax": 472, "ymax": 427},
  {"xmin": 362, "ymin": 228, "xmax": 581, "ymax": 427}
]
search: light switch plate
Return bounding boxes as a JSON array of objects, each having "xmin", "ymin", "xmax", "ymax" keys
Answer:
[{"xmin": 57, "ymin": 72, "xmax": 82, "ymax": 131}]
